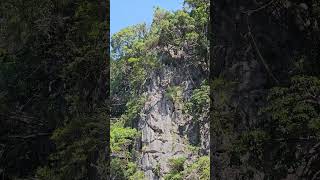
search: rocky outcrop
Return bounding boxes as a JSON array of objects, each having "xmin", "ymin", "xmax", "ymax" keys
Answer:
[{"xmin": 137, "ymin": 62, "xmax": 209, "ymax": 179}]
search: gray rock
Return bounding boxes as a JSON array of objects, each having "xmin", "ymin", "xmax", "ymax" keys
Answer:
[{"xmin": 136, "ymin": 63, "xmax": 209, "ymax": 179}]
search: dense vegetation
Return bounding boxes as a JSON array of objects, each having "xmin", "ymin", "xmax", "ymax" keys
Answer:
[
  {"xmin": 163, "ymin": 156, "xmax": 209, "ymax": 180},
  {"xmin": 0, "ymin": 0, "xmax": 109, "ymax": 179},
  {"xmin": 212, "ymin": 0, "xmax": 320, "ymax": 179}
]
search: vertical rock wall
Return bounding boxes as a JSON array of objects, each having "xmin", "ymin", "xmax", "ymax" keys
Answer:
[{"xmin": 137, "ymin": 63, "xmax": 209, "ymax": 179}]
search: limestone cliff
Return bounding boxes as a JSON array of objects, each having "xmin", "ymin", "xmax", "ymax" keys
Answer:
[{"xmin": 136, "ymin": 61, "xmax": 209, "ymax": 179}]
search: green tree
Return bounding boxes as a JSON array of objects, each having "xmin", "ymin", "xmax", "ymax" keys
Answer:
[{"xmin": 238, "ymin": 76, "xmax": 320, "ymax": 179}]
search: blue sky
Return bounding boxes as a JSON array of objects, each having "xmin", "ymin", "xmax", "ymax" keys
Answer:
[{"xmin": 111, "ymin": 0, "xmax": 184, "ymax": 36}]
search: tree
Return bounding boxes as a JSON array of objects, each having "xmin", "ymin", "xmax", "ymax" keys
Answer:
[{"xmin": 237, "ymin": 76, "xmax": 320, "ymax": 179}]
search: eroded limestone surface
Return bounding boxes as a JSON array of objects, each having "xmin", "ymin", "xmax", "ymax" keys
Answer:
[{"xmin": 137, "ymin": 65, "xmax": 209, "ymax": 179}]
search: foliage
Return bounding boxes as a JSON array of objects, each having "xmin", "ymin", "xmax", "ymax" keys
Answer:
[
  {"xmin": 129, "ymin": 171, "xmax": 145, "ymax": 180},
  {"xmin": 110, "ymin": 23, "xmax": 160, "ymax": 108},
  {"xmin": 164, "ymin": 157, "xmax": 186, "ymax": 180},
  {"xmin": 154, "ymin": 0, "xmax": 209, "ymax": 65},
  {"xmin": 168, "ymin": 157, "xmax": 187, "ymax": 173},
  {"xmin": 164, "ymin": 156, "xmax": 209, "ymax": 180},
  {"xmin": 111, "ymin": 24, "xmax": 147, "ymax": 59},
  {"xmin": 36, "ymin": 166, "xmax": 59, "ymax": 180},
  {"xmin": 165, "ymin": 86, "xmax": 183, "ymax": 103},
  {"xmin": 185, "ymin": 156, "xmax": 210, "ymax": 180},
  {"xmin": 110, "ymin": 157, "xmax": 144, "ymax": 180},
  {"xmin": 120, "ymin": 96, "xmax": 147, "ymax": 126},
  {"xmin": 237, "ymin": 76, "xmax": 320, "ymax": 178},
  {"xmin": 187, "ymin": 144, "xmax": 200, "ymax": 154},
  {"xmin": 109, "ymin": 96, "xmax": 145, "ymax": 179},
  {"xmin": 263, "ymin": 76, "xmax": 320, "ymax": 137},
  {"xmin": 110, "ymin": 121, "xmax": 139, "ymax": 158},
  {"xmin": 210, "ymin": 77, "xmax": 237, "ymax": 135},
  {"xmin": 164, "ymin": 173, "xmax": 183, "ymax": 180},
  {"xmin": 36, "ymin": 108, "xmax": 108, "ymax": 180},
  {"xmin": 185, "ymin": 81, "xmax": 209, "ymax": 119}
]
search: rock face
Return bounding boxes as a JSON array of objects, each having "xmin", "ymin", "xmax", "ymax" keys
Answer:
[{"xmin": 137, "ymin": 63, "xmax": 209, "ymax": 179}]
